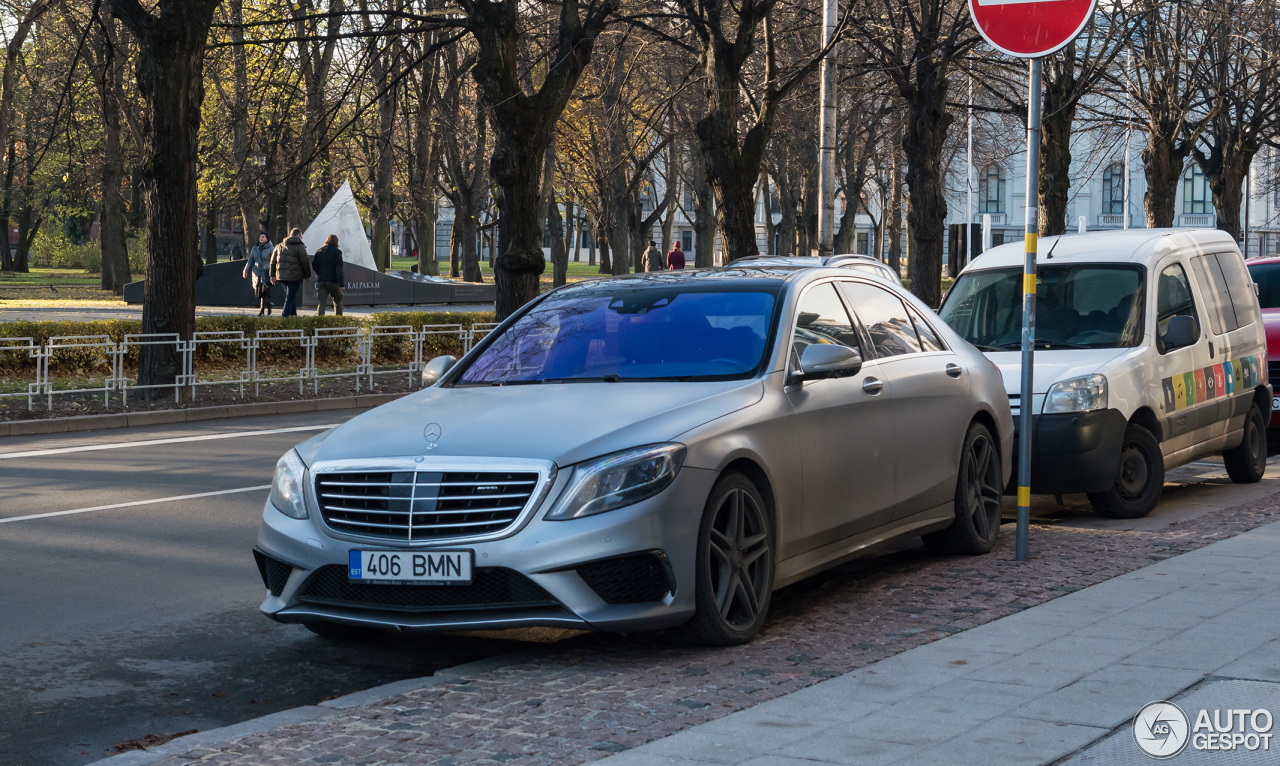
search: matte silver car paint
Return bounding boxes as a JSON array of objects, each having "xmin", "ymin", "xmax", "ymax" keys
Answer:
[{"xmin": 256, "ymin": 267, "xmax": 1014, "ymax": 633}]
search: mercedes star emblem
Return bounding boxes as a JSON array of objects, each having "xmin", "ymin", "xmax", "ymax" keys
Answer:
[{"xmin": 424, "ymin": 422, "xmax": 443, "ymax": 447}]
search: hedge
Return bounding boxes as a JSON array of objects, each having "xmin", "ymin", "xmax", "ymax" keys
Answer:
[{"xmin": 0, "ymin": 311, "xmax": 496, "ymax": 377}]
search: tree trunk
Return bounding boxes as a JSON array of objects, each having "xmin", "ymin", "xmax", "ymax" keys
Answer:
[
  {"xmin": 203, "ymin": 204, "xmax": 218, "ymax": 265},
  {"xmin": 691, "ymin": 148, "xmax": 716, "ymax": 267},
  {"xmin": 109, "ymin": 0, "xmax": 220, "ymax": 388},
  {"xmin": 597, "ymin": 228, "xmax": 611, "ymax": 272},
  {"xmin": 97, "ymin": 6, "xmax": 130, "ymax": 292},
  {"xmin": 547, "ymin": 186, "xmax": 567, "ymax": 287},
  {"xmin": 1143, "ymin": 134, "xmax": 1187, "ymax": 228},
  {"xmin": 448, "ymin": 214, "xmax": 460, "ymax": 277},
  {"xmin": 0, "ymin": 135, "xmax": 13, "ymax": 271},
  {"xmin": 229, "ymin": 0, "xmax": 254, "ymax": 251},
  {"xmin": 12, "ymin": 203, "xmax": 31, "ymax": 272},
  {"xmin": 1038, "ymin": 104, "xmax": 1076, "ymax": 237},
  {"xmin": 886, "ymin": 143, "xmax": 903, "ymax": 278},
  {"xmin": 457, "ymin": 199, "xmax": 482, "ymax": 282},
  {"xmin": 901, "ymin": 85, "xmax": 952, "ymax": 308},
  {"xmin": 586, "ymin": 214, "xmax": 596, "ymax": 266}
]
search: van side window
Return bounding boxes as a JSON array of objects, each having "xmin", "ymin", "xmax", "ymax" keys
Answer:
[
  {"xmin": 1157, "ymin": 262, "xmax": 1201, "ymax": 354},
  {"xmin": 1189, "ymin": 254, "xmax": 1238, "ymax": 334},
  {"xmin": 839, "ymin": 281, "xmax": 923, "ymax": 357},
  {"xmin": 1213, "ymin": 252, "xmax": 1260, "ymax": 328}
]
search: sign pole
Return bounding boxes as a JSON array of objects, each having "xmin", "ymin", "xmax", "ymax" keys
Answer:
[{"xmin": 1016, "ymin": 57, "xmax": 1043, "ymax": 563}]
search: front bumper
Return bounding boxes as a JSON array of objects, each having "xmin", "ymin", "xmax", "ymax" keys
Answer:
[
  {"xmin": 254, "ymin": 465, "xmax": 718, "ymax": 633},
  {"xmin": 1011, "ymin": 408, "xmax": 1127, "ymax": 495}
]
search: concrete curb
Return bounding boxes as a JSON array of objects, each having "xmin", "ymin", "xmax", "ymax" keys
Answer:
[
  {"xmin": 0, "ymin": 392, "xmax": 412, "ymax": 437},
  {"xmin": 84, "ymin": 647, "xmax": 554, "ymax": 766}
]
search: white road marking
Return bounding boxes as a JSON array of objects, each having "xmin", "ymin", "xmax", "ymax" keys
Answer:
[
  {"xmin": 0, "ymin": 424, "xmax": 339, "ymax": 460},
  {"xmin": 0, "ymin": 485, "xmax": 273, "ymax": 524}
]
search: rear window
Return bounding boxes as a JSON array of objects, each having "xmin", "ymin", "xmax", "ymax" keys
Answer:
[{"xmin": 1249, "ymin": 261, "xmax": 1280, "ymax": 309}]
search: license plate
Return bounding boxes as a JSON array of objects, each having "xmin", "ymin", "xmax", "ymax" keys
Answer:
[
  {"xmin": 348, "ymin": 550, "xmax": 473, "ymax": 585},
  {"xmin": 1272, "ymin": 396, "xmax": 1279, "ymax": 412}
]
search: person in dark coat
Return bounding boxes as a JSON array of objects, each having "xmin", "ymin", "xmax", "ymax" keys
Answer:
[
  {"xmin": 643, "ymin": 240, "xmax": 665, "ymax": 272},
  {"xmin": 312, "ymin": 234, "xmax": 346, "ymax": 316},
  {"xmin": 243, "ymin": 233, "xmax": 274, "ymax": 315},
  {"xmin": 269, "ymin": 227, "xmax": 311, "ymax": 317},
  {"xmin": 666, "ymin": 241, "xmax": 687, "ymax": 270},
  {"xmin": 230, "ymin": 242, "xmax": 244, "ymax": 261}
]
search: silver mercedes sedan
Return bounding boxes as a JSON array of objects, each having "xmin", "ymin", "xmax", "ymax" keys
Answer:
[{"xmin": 254, "ymin": 266, "xmax": 1012, "ymax": 645}]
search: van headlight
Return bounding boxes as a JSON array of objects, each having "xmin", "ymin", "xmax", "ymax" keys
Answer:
[
  {"xmin": 545, "ymin": 444, "xmax": 687, "ymax": 520},
  {"xmin": 1043, "ymin": 374, "xmax": 1108, "ymax": 414},
  {"xmin": 270, "ymin": 450, "xmax": 309, "ymax": 519}
]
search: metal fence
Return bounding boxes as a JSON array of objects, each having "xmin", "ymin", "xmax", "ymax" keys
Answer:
[{"xmin": 1, "ymin": 323, "xmax": 491, "ymax": 411}]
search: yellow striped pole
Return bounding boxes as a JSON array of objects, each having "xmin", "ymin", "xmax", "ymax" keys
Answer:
[{"xmin": 1016, "ymin": 58, "xmax": 1043, "ymax": 563}]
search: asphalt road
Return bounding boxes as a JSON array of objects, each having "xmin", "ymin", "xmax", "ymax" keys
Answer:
[
  {"xmin": 0, "ymin": 411, "xmax": 544, "ymax": 766},
  {"xmin": 3, "ymin": 411, "xmax": 1279, "ymax": 766}
]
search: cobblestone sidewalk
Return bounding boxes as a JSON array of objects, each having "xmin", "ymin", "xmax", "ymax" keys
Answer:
[{"xmin": 144, "ymin": 494, "xmax": 1280, "ymax": 766}]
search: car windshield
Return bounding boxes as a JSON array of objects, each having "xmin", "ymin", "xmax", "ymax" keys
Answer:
[
  {"xmin": 939, "ymin": 264, "xmax": 1144, "ymax": 350},
  {"xmin": 1247, "ymin": 262, "xmax": 1280, "ymax": 309},
  {"xmin": 456, "ymin": 286, "xmax": 779, "ymax": 384}
]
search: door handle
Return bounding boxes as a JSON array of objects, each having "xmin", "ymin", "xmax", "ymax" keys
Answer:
[
  {"xmin": 862, "ymin": 377, "xmax": 883, "ymax": 395},
  {"xmin": 946, "ymin": 363, "xmax": 963, "ymax": 379}
]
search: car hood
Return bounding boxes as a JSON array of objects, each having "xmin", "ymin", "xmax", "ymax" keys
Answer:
[
  {"xmin": 300, "ymin": 379, "xmax": 766, "ymax": 468},
  {"xmin": 983, "ymin": 348, "xmax": 1132, "ymax": 396}
]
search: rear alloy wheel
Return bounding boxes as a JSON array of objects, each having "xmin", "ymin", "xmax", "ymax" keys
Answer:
[
  {"xmin": 923, "ymin": 422, "xmax": 1003, "ymax": 555},
  {"xmin": 1224, "ymin": 403, "xmax": 1267, "ymax": 484},
  {"xmin": 1088, "ymin": 423, "xmax": 1164, "ymax": 519},
  {"xmin": 303, "ymin": 621, "xmax": 385, "ymax": 640},
  {"xmin": 669, "ymin": 472, "xmax": 773, "ymax": 646}
]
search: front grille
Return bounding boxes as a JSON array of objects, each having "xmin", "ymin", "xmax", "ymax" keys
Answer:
[
  {"xmin": 297, "ymin": 565, "xmax": 559, "ymax": 612},
  {"xmin": 1269, "ymin": 361, "xmax": 1280, "ymax": 384},
  {"xmin": 1009, "ymin": 394, "xmax": 1020, "ymax": 416},
  {"xmin": 577, "ymin": 553, "xmax": 673, "ymax": 604},
  {"xmin": 254, "ymin": 551, "xmax": 293, "ymax": 597},
  {"xmin": 316, "ymin": 470, "xmax": 540, "ymax": 542}
]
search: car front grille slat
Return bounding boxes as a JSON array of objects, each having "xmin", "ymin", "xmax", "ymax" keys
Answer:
[{"xmin": 316, "ymin": 470, "xmax": 541, "ymax": 542}]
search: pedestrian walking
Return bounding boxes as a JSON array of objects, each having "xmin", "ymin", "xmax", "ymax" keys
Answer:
[
  {"xmin": 270, "ymin": 227, "xmax": 311, "ymax": 317},
  {"xmin": 243, "ymin": 233, "xmax": 274, "ymax": 315},
  {"xmin": 644, "ymin": 240, "xmax": 665, "ymax": 272},
  {"xmin": 230, "ymin": 242, "xmax": 244, "ymax": 261},
  {"xmin": 666, "ymin": 241, "xmax": 686, "ymax": 270},
  {"xmin": 312, "ymin": 234, "xmax": 346, "ymax": 317}
]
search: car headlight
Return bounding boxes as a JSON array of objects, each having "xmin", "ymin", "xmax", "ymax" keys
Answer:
[
  {"xmin": 270, "ymin": 450, "xmax": 309, "ymax": 519},
  {"xmin": 1043, "ymin": 374, "xmax": 1108, "ymax": 414},
  {"xmin": 545, "ymin": 444, "xmax": 687, "ymax": 521}
]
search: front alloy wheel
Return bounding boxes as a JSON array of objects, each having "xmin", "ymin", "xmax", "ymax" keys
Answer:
[{"xmin": 669, "ymin": 472, "xmax": 773, "ymax": 646}]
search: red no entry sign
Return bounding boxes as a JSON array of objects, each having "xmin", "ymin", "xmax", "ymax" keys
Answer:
[{"xmin": 969, "ymin": 0, "xmax": 1099, "ymax": 58}]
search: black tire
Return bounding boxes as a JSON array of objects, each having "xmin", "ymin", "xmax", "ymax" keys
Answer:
[
  {"xmin": 923, "ymin": 422, "xmax": 1003, "ymax": 555},
  {"xmin": 303, "ymin": 621, "xmax": 385, "ymax": 640},
  {"xmin": 1088, "ymin": 423, "xmax": 1164, "ymax": 519},
  {"xmin": 668, "ymin": 472, "xmax": 774, "ymax": 646},
  {"xmin": 1224, "ymin": 402, "xmax": 1267, "ymax": 484}
]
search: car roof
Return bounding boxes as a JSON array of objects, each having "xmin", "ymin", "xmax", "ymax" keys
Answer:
[
  {"xmin": 1246, "ymin": 255, "xmax": 1280, "ymax": 267},
  {"xmin": 958, "ymin": 228, "xmax": 1241, "ymax": 274},
  {"xmin": 547, "ymin": 266, "xmax": 801, "ymax": 296}
]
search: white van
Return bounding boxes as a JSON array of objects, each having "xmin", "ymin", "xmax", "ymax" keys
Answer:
[{"xmin": 939, "ymin": 229, "xmax": 1270, "ymax": 518}]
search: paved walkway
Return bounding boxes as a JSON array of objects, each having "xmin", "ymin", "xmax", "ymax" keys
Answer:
[
  {"xmin": 598, "ymin": 521, "xmax": 1280, "ymax": 766},
  {"xmin": 0, "ymin": 303, "xmax": 493, "ymax": 322}
]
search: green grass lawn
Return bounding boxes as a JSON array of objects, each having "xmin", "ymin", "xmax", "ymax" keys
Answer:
[{"xmin": 0, "ymin": 268, "xmax": 101, "ymax": 285}]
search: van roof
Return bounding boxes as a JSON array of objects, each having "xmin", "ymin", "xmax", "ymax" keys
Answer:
[{"xmin": 959, "ymin": 228, "xmax": 1240, "ymax": 274}]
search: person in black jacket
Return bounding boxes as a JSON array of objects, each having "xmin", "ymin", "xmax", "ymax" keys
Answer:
[{"xmin": 312, "ymin": 234, "xmax": 346, "ymax": 316}]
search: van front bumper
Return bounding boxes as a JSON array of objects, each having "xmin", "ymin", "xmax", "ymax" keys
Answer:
[{"xmin": 1011, "ymin": 408, "xmax": 1127, "ymax": 495}]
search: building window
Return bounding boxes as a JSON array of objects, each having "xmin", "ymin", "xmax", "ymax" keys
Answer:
[
  {"xmin": 979, "ymin": 165, "xmax": 1005, "ymax": 214},
  {"xmin": 1184, "ymin": 165, "xmax": 1210, "ymax": 214},
  {"xmin": 681, "ymin": 230, "xmax": 693, "ymax": 252},
  {"xmin": 856, "ymin": 232, "xmax": 869, "ymax": 255},
  {"xmin": 1103, "ymin": 163, "xmax": 1125, "ymax": 215}
]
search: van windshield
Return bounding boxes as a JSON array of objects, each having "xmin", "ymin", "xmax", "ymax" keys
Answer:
[{"xmin": 939, "ymin": 265, "xmax": 1144, "ymax": 350}]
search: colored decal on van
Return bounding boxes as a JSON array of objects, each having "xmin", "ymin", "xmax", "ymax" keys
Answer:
[{"xmin": 1160, "ymin": 353, "xmax": 1265, "ymax": 413}]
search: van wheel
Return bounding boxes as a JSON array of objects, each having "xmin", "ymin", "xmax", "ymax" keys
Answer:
[
  {"xmin": 1087, "ymin": 424, "xmax": 1164, "ymax": 519},
  {"xmin": 668, "ymin": 472, "xmax": 773, "ymax": 646},
  {"xmin": 1224, "ymin": 403, "xmax": 1267, "ymax": 483},
  {"xmin": 923, "ymin": 422, "xmax": 1002, "ymax": 555}
]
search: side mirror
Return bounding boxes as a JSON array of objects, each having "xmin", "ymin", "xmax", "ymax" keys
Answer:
[
  {"xmin": 1162, "ymin": 315, "xmax": 1199, "ymax": 351},
  {"xmin": 792, "ymin": 344, "xmax": 862, "ymax": 384},
  {"xmin": 421, "ymin": 355, "xmax": 457, "ymax": 387}
]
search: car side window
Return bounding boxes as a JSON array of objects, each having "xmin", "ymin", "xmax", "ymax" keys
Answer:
[
  {"xmin": 1213, "ymin": 251, "xmax": 1261, "ymax": 328},
  {"xmin": 908, "ymin": 306, "xmax": 946, "ymax": 352},
  {"xmin": 839, "ymin": 281, "xmax": 922, "ymax": 357},
  {"xmin": 1189, "ymin": 254, "xmax": 1238, "ymax": 335},
  {"xmin": 792, "ymin": 283, "xmax": 862, "ymax": 360},
  {"xmin": 1157, "ymin": 262, "xmax": 1201, "ymax": 354}
]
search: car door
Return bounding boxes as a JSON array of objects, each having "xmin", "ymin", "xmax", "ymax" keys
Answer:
[
  {"xmin": 1154, "ymin": 258, "xmax": 1218, "ymax": 458},
  {"xmin": 837, "ymin": 280, "xmax": 972, "ymax": 520},
  {"xmin": 783, "ymin": 281, "xmax": 898, "ymax": 556}
]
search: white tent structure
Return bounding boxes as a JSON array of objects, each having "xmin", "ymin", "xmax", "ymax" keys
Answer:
[{"xmin": 301, "ymin": 180, "xmax": 378, "ymax": 271}]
